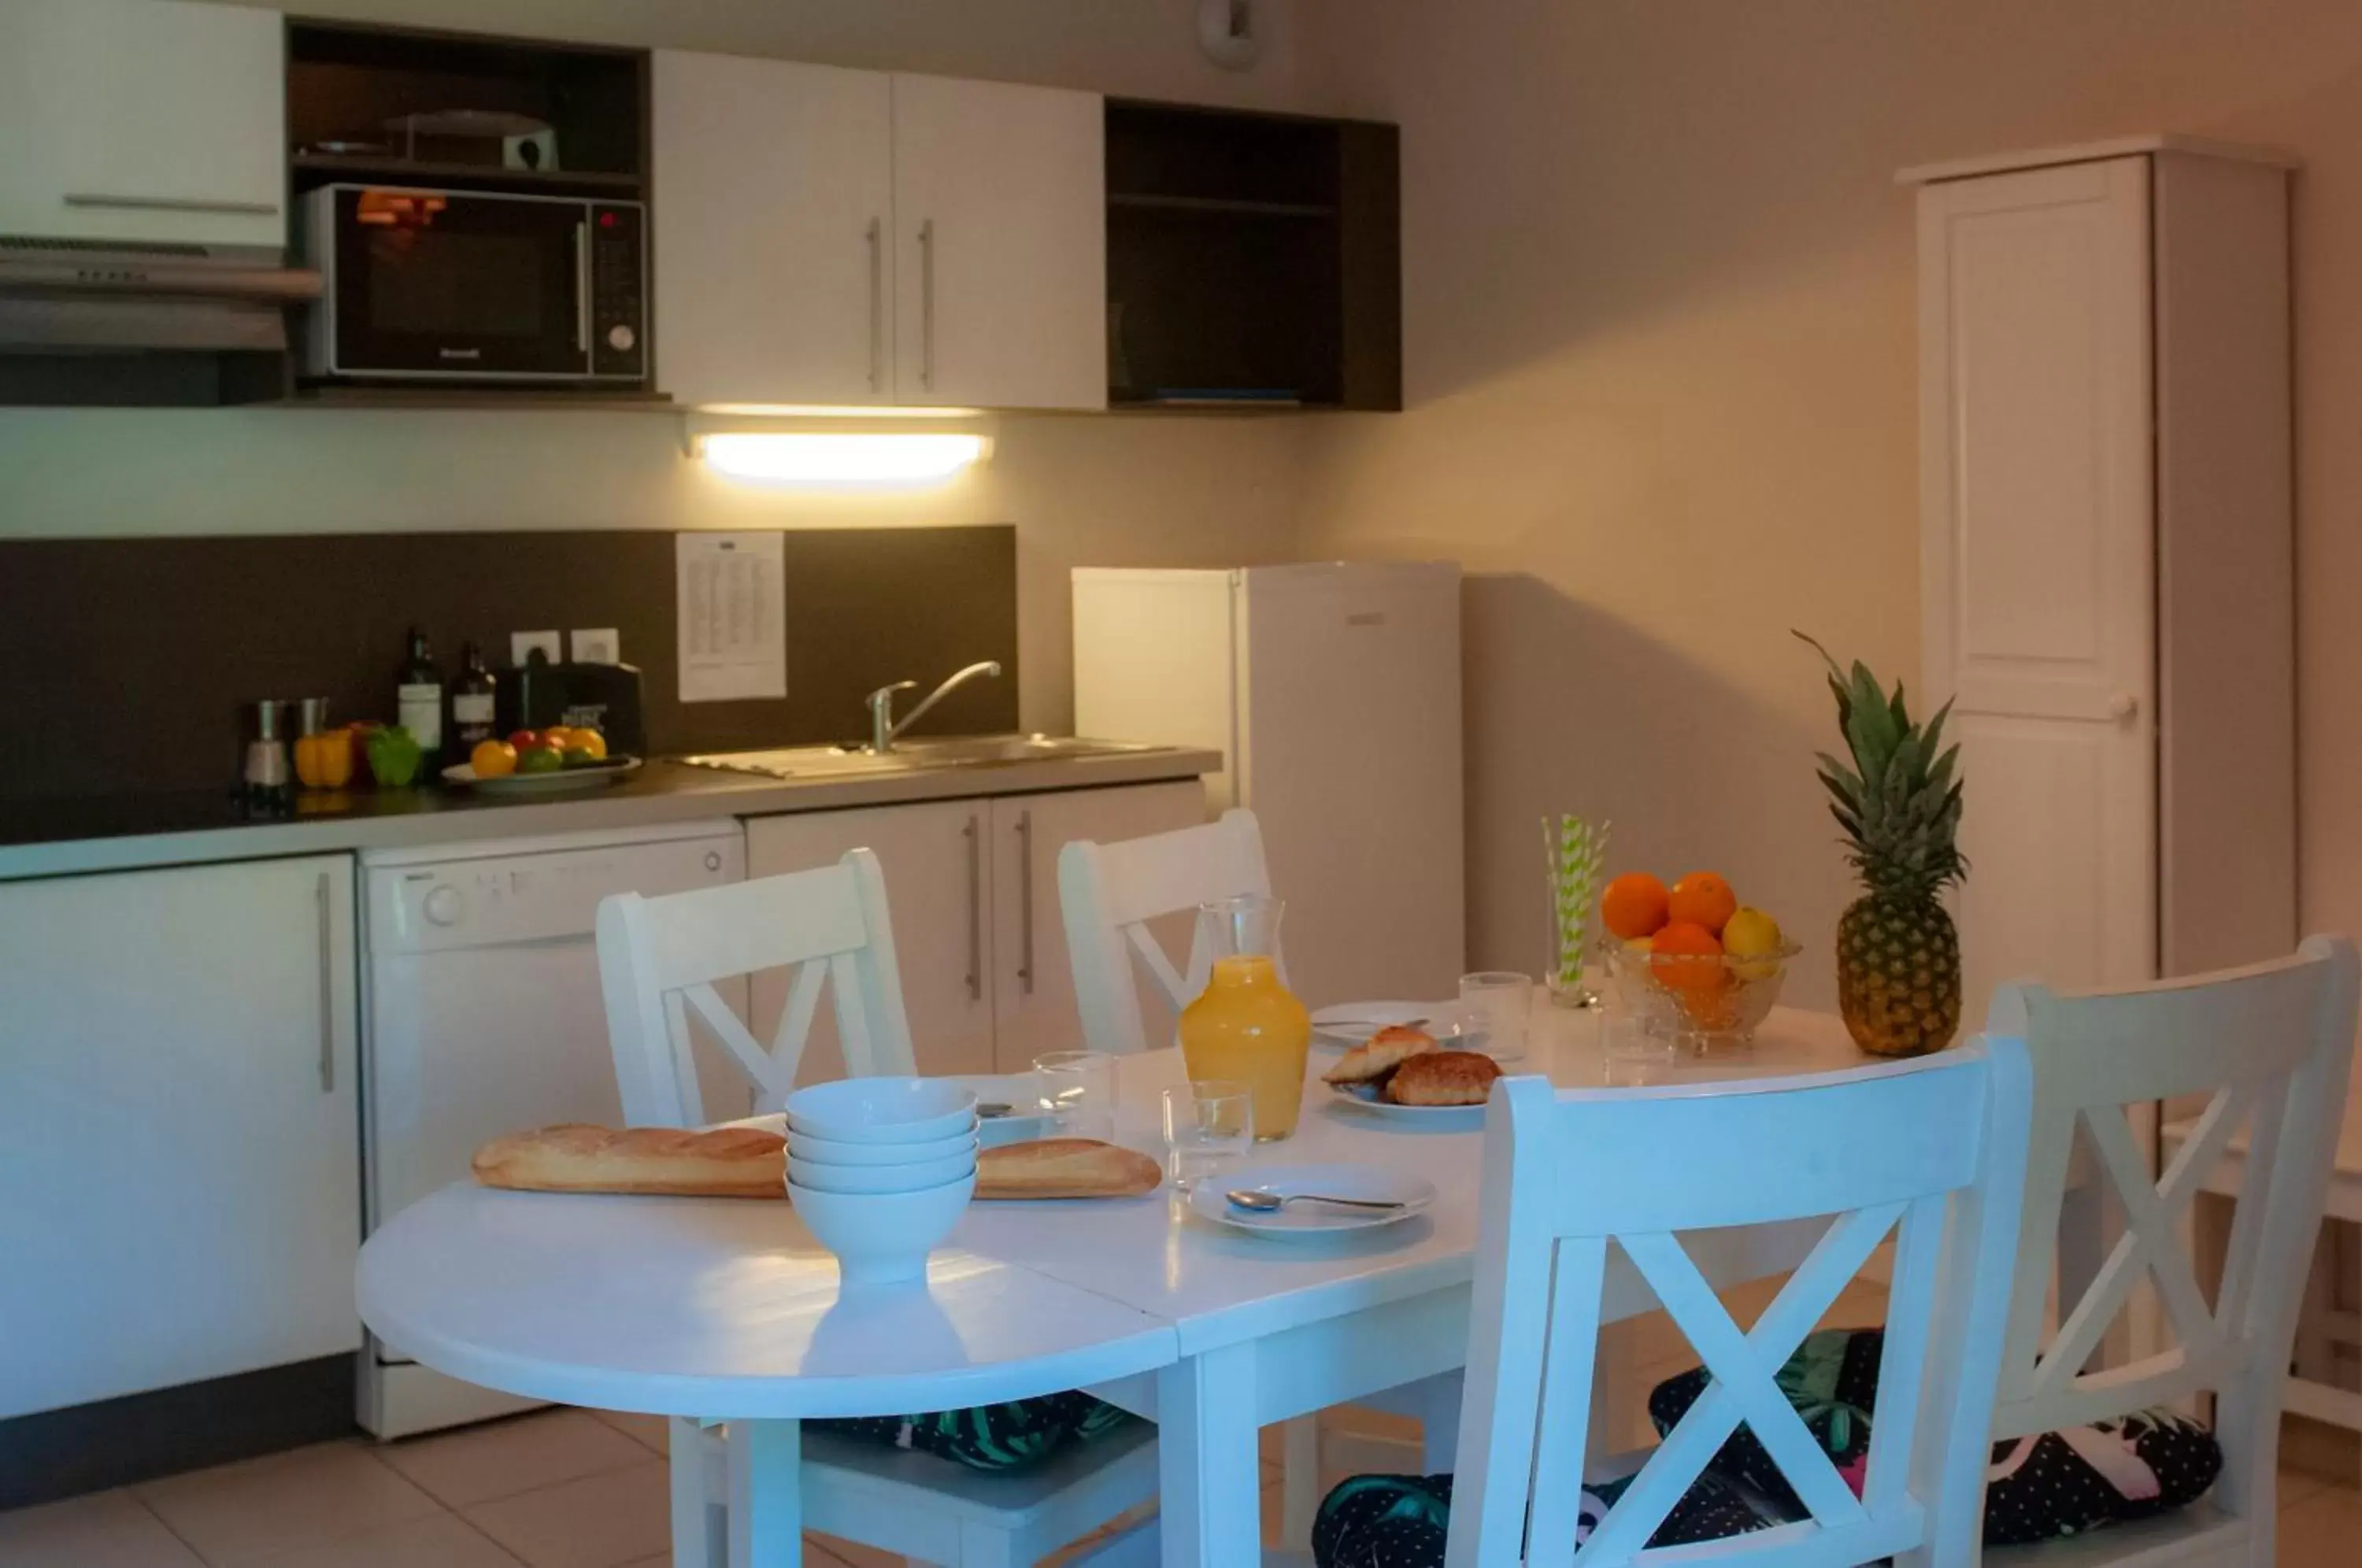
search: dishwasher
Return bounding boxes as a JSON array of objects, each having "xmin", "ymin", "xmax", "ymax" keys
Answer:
[{"xmin": 357, "ymin": 819, "xmax": 747, "ymax": 1437}]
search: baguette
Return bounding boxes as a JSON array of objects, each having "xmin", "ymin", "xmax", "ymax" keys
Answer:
[
  {"xmin": 471, "ymin": 1126, "xmax": 1160, "ymax": 1201},
  {"xmin": 472, "ymin": 1123, "xmax": 787, "ymax": 1198},
  {"xmin": 975, "ymin": 1137, "xmax": 1162, "ymax": 1200}
]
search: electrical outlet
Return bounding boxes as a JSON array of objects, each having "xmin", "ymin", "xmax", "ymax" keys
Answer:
[
  {"xmin": 570, "ymin": 627, "xmax": 620, "ymax": 665},
  {"xmin": 510, "ymin": 631, "xmax": 562, "ymax": 668}
]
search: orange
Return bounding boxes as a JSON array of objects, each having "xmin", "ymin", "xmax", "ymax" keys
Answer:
[
  {"xmin": 1668, "ymin": 871, "xmax": 1738, "ymax": 937},
  {"xmin": 1601, "ymin": 873, "xmax": 1671, "ymax": 941},
  {"xmin": 469, "ymin": 739, "xmax": 517, "ymax": 779},
  {"xmin": 1649, "ymin": 921, "xmax": 1728, "ymax": 998}
]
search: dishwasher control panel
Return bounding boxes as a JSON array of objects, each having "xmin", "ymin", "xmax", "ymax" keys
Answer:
[{"xmin": 364, "ymin": 828, "xmax": 744, "ymax": 952}]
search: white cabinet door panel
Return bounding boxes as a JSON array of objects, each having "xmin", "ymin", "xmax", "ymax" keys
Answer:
[
  {"xmin": 0, "ymin": 0, "xmax": 285, "ymax": 247},
  {"xmin": 990, "ymin": 782, "xmax": 1206, "ymax": 1071},
  {"xmin": 891, "ymin": 74, "xmax": 1105, "ymax": 410},
  {"xmin": 0, "ymin": 856, "xmax": 361, "ymax": 1418},
  {"xmin": 747, "ymin": 803, "xmax": 995, "ymax": 1082},
  {"xmin": 1919, "ymin": 157, "xmax": 2157, "ymax": 1003},
  {"xmin": 653, "ymin": 51, "xmax": 894, "ymax": 407}
]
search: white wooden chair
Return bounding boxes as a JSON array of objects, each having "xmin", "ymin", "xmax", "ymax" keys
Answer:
[
  {"xmin": 1441, "ymin": 1044, "xmax": 2035, "ymax": 1568},
  {"xmin": 1979, "ymin": 935, "xmax": 2360, "ymax": 1567},
  {"xmin": 595, "ymin": 849, "xmax": 1161, "ymax": 1568},
  {"xmin": 1057, "ymin": 805, "xmax": 1461, "ymax": 1544}
]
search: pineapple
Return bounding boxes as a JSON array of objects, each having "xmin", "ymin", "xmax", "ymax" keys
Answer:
[{"xmin": 1798, "ymin": 634, "xmax": 1966, "ymax": 1057}]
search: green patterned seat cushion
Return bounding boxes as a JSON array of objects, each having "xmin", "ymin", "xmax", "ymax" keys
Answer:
[
  {"xmin": 810, "ymin": 1391, "xmax": 1134, "ymax": 1472},
  {"xmin": 1311, "ymin": 1466, "xmax": 1792, "ymax": 1568}
]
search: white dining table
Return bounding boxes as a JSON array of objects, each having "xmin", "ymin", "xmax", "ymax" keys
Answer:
[{"xmin": 357, "ymin": 1004, "xmax": 1875, "ymax": 1566}]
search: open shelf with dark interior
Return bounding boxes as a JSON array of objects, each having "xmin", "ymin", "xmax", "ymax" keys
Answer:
[
  {"xmin": 1105, "ymin": 101, "xmax": 1399, "ymax": 412},
  {"xmin": 286, "ymin": 20, "xmax": 649, "ymax": 199}
]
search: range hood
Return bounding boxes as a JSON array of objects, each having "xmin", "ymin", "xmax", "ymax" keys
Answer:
[{"xmin": 0, "ymin": 239, "xmax": 320, "ymax": 353}]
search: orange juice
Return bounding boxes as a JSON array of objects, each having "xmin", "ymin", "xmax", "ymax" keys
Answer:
[{"xmin": 1177, "ymin": 954, "xmax": 1311, "ymax": 1140}]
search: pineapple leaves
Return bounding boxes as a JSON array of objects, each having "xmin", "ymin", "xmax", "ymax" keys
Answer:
[{"xmin": 1797, "ymin": 630, "xmax": 1968, "ymax": 897}]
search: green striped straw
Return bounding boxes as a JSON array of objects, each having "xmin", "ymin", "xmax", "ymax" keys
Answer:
[{"xmin": 1545, "ymin": 813, "xmax": 1608, "ymax": 989}]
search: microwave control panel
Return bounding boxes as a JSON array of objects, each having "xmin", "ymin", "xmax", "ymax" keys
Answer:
[{"xmin": 588, "ymin": 202, "xmax": 648, "ymax": 381}]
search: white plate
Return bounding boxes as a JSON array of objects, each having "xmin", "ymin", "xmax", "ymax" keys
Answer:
[
  {"xmin": 442, "ymin": 756, "xmax": 642, "ymax": 795},
  {"xmin": 1308, "ymin": 1000, "xmax": 1465, "ymax": 1052},
  {"xmin": 942, "ymin": 1073, "xmax": 1057, "ymax": 1148},
  {"xmin": 1324, "ymin": 1079, "xmax": 1489, "ymax": 1128},
  {"xmin": 1188, "ymin": 1163, "xmax": 1438, "ymax": 1236}
]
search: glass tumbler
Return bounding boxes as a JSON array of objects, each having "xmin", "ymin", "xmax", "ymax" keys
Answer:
[
  {"xmin": 1459, "ymin": 971, "xmax": 1535, "ymax": 1064},
  {"xmin": 1033, "ymin": 1049, "xmax": 1118, "ymax": 1142},
  {"xmin": 1159, "ymin": 1079, "xmax": 1253, "ymax": 1193}
]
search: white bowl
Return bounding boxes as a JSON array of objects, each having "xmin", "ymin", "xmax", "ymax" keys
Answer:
[
  {"xmin": 788, "ymin": 1127, "xmax": 979, "ymax": 1168},
  {"xmin": 789, "ymin": 1148, "xmax": 976, "ymax": 1194},
  {"xmin": 783, "ymin": 1077, "xmax": 979, "ymax": 1145},
  {"xmin": 789, "ymin": 1170, "xmax": 976, "ymax": 1286}
]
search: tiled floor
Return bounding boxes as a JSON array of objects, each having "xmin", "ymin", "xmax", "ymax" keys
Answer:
[{"xmin": 0, "ymin": 1403, "xmax": 2353, "ymax": 1566}]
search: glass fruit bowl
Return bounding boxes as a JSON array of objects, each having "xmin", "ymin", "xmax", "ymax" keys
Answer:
[{"xmin": 1601, "ymin": 937, "xmax": 1805, "ymax": 1050}]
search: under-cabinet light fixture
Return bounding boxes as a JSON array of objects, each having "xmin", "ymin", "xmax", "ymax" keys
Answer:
[{"xmin": 694, "ymin": 431, "xmax": 991, "ymax": 488}]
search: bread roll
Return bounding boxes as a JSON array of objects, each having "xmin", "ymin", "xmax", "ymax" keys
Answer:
[
  {"xmin": 472, "ymin": 1123, "xmax": 787, "ymax": 1198},
  {"xmin": 1384, "ymin": 1050, "xmax": 1502, "ymax": 1107},
  {"xmin": 1323, "ymin": 1024, "xmax": 1438, "ymax": 1085},
  {"xmin": 471, "ymin": 1126, "xmax": 1159, "ymax": 1201},
  {"xmin": 976, "ymin": 1137, "xmax": 1162, "ymax": 1200}
]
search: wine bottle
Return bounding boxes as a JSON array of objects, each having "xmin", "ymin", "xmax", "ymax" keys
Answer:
[
  {"xmin": 395, "ymin": 627, "xmax": 443, "ymax": 757},
  {"xmin": 450, "ymin": 642, "xmax": 497, "ymax": 760}
]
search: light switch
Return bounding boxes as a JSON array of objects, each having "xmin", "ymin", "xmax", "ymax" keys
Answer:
[
  {"xmin": 571, "ymin": 627, "xmax": 620, "ymax": 664},
  {"xmin": 510, "ymin": 631, "xmax": 561, "ymax": 667}
]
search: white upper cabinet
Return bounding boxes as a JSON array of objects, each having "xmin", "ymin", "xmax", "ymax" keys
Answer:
[
  {"xmin": 0, "ymin": 0, "xmax": 286, "ymax": 248},
  {"xmin": 891, "ymin": 73, "xmax": 1107, "ymax": 410},
  {"xmin": 653, "ymin": 51, "xmax": 895, "ymax": 409}
]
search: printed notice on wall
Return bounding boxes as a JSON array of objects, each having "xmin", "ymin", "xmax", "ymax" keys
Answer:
[{"xmin": 676, "ymin": 532, "xmax": 787, "ymax": 703}]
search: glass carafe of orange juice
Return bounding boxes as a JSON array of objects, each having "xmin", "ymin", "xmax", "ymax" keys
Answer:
[{"xmin": 1177, "ymin": 896, "xmax": 1311, "ymax": 1141}]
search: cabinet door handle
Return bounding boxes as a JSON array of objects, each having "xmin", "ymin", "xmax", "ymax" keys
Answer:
[
  {"xmin": 573, "ymin": 221, "xmax": 591, "ymax": 359},
  {"xmin": 964, "ymin": 813, "xmax": 983, "ymax": 1001},
  {"xmin": 65, "ymin": 192, "xmax": 280, "ymax": 216},
  {"xmin": 865, "ymin": 217, "xmax": 884, "ymax": 394},
  {"xmin": 1016, "ymin": 809, "xmax": 1035, "ymax": 995},
  {"xmin": 919, "ymin": 218, "xmax": 936, "ymax": 392},
  {"xmin": 314, "ymin": 871, "xmax": 336, "ymax": 1094}
]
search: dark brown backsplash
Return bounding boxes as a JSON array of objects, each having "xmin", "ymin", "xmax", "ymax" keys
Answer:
[{"xmin": 0, "ymin": 527, "xmax": 1018, "ymax": 803}]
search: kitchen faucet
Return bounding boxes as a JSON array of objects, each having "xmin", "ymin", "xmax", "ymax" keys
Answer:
[{"xmin": 866, "ymin": 660, "xmax": 1003, "ymax": 753}]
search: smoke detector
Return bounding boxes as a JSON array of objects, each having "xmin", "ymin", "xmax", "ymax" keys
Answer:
[{"xmin": 1198, "ymin": 0, "xmax": 1261, "ymax": 71}]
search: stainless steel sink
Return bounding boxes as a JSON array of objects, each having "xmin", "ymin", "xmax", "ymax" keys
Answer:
[{"xmin": 680, "ymin": 735, "xmax": 1161, "ymax": 782}]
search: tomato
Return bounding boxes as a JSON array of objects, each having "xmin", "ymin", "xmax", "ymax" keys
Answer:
[
  {"xmin": 566, "ymin": 728, "xmax": 608, "ymax": 760},
  {"xmin": 540, "ymin": 726, "xmax": 574, "ymax": 752},
  {"xmin": 507, "ymin": 729, "xmax": 543, "ymax": 750}
]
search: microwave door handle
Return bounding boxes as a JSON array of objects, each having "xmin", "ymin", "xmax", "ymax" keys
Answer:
[{"xmin": 573, "ymin": 220, "xmax": 591, "ymax": 362}]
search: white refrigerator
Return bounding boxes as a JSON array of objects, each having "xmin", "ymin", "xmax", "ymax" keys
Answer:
[{"xmin": 1073, "ymin": 561, "xmax": 1464, "ymax": 1008}]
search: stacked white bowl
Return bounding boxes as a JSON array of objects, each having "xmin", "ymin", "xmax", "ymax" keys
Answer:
[{"xmin": 782, "ymin": 1078, "xmax": 979, "ymax": 1285}]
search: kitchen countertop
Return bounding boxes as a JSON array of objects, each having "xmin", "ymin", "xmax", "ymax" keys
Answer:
[{"xmin": 0, "ymin": 746, "xmax": 1223, "ymax": 881}]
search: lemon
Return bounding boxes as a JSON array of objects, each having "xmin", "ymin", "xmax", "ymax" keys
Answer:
[{"xmin": 1722, "ymin": 907, "xmax": 1785, "ymax": 981}]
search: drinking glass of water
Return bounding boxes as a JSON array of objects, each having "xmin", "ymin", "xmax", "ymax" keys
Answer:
[
  {"xmin": 1034, "ymin": 1049, "xmax": 1119, "ymax": 1142},
  {"xmin": 1160, "ymin": 1079, "xmax": 1253, "ymax": 1192}
]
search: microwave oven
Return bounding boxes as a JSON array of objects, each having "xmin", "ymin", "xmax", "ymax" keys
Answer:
[{"xmin": 299, "ymin": 185, "xmax": 646, "ymax": 384}]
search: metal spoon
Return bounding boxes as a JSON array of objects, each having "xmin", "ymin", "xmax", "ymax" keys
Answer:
[{"xmin": 1226, "ymin": 1189, "xmax": 1405, "ymax": 1214}]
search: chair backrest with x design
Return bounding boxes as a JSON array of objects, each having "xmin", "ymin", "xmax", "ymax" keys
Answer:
[
  {"xmin": 1445, "ymin": 1046, "xmax": 2034, "ymax": 1568},
  {"xmin": 1058, "ymin": 808, "xmax": 1280, "ymax": 1056},
  {"xmin": 1986, "ymin": 935, "xmax": 2359, "ymax": 1529},
  {"xmin": 595, "ymin": 849, "xmax": 918, "ymax": 1126}
]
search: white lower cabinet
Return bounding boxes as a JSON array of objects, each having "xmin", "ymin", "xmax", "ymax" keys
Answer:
[
  {"xmin": 0, "ymin": 856, "xmax": 361, "ymax": 1420},
  {"xmin": 746, "ymin": 782, "xmax": 1204, "ymax": 1080}
]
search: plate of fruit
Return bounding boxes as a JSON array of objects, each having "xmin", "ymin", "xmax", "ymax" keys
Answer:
[
  {"xmin": 1597, "ymin": 871, "xmax": 1801, "ymax": 1049},
  {"xmin": 442, "ymin": 727, "xmax": 640, "ymax": 796}
]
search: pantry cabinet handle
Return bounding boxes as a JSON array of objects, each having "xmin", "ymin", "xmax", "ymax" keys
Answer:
[
  {"xmin": 65, "ymin": 192, "xmax": 280, "ymax": 216},
  {"xmin": 919, "ymin": 218, "xmax": 936, "ymax": 391},
  {"xmin": 573, "ymin": 222, "xmax": 591, "ymax": 357},
  {"xmin": 1016, "ymin": 809, "xmax": 1035, "ymax": 995},
  {"xmin": 865, "ymin": 217, "xmax": 883, "ymax": 394},
  {"xmin": 964, "ymin": 813, "xmax": 983, "ymax": 1000},
  {"xmin": 314, "ymin": 871, "xmax": 335, "ymax": 1094}
]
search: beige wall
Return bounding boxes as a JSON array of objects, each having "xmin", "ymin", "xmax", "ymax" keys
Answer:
[
  {"xmin": 1295, "ymin": 0, "xmax": 2362, "ymax": 1010},
  {"xmin": 0, "ymin": 0, "xmax": 1319, "ymax": 734}
]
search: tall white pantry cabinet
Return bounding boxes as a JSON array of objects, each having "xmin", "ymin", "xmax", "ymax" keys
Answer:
[{"xmin": 1905, "ymin": 137, "xmax": 2297, "ymax": 1015}]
